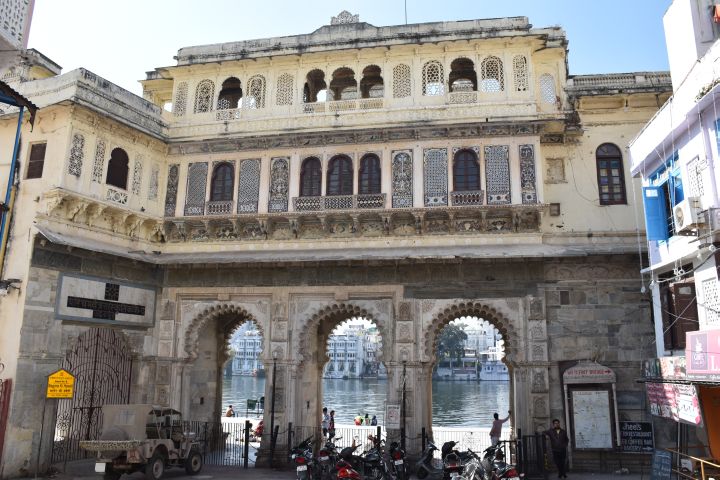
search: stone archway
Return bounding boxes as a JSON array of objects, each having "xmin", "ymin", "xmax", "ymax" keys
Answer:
[
  {"xmin": 183, "ymin": 303, "xmax": 264, "ymax": 422},
  {"xmin": 291, "ymin": 301, "xmax": 392, "ymax": 433}
]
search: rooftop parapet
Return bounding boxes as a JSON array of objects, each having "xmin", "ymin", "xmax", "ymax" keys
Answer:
[
  {"xmin": 173, "ymin": 15, "xmax": 565, "ymax": 67},
  {"xmin": 566, "ymin": 72, "xmax": 672, "ymax": 96}
]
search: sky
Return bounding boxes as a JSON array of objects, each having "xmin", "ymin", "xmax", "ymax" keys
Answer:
[{"xmin": 27, "ymin": 1, "xmax": 672, "ymax": 97}]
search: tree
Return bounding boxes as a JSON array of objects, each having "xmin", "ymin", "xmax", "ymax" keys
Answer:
[{"xmin": 437, "ymin": 323, "xmax": 468, "ymax": 370}]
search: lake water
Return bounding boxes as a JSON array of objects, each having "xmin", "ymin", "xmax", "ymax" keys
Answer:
[{"xmin": 221, "ymin": 376, "xmax": 510, "ymax": 428}]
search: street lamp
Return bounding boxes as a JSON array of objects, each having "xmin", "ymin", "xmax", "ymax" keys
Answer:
[{"xmin": 270, "ymin": 349, "xmax": 278, "ymax": 445}]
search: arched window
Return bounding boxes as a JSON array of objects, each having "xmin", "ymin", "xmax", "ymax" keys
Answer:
[
  {"xmin": 596, "ymin": 143, "xmax": 627, "ymax": 205},
  {"xmin": 217, "ymin": 77, "xmax": 242, "ymax": 110},
  {"xmin": 300, "ymin": 157, "xmax": 322, "ymax": 197},
  {"xmin": 304, "ymin": 69, "xmax": 327, "ymax": 103},
  {"xmin": 210, "ymin": 162, "xmax": 234, "ymax": 201},
  {"xmin": 359, "ymin": 154, "xmax": 381, "ymax": 194},
  {"xmin": 513, "ymin": 55, "xmax": 529, "ymax": 92},
  {"xmin": 327, "ymin": 155, "xmax": 353, "ymax": 196},
  {"xmin": 245, "ymin": 75, "xmax": 266, "ymax": 109},
  {"xmin": 453, "ymin": 149, "xmax": 480, "ymax": 191},
  {"xmin": 330, "ymin": 68, "xmax": 357, "ymax": 100},
  {"xmin": 449, "ymin": 57, "xmax": 477, "ymax": 92},
  {"xmin": 422, "ymin": 60, "xmax": 445, "ymax": 96},
  {"xmin": 480, "ymin": 56, "xmax": 504, "ymax": 93},
  {"xmin": 106, "ymin": 148, "xmax": 129, "ymax": 189},
  {"xmin": 360, "ymin": 65, "xmax": 383, "ymax": 99}
]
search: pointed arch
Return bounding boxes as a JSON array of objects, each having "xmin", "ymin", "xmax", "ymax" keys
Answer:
[
  {"xmin": 424, "ymin": 302, "xmax": 519, "ymax": 365},
  {"xmin": 184, "ymin": 303, "xmax": 263, "ymax": 361}
]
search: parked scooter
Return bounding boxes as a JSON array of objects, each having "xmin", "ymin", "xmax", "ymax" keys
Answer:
[
  {"xmin": 415, "ymin": 440, "xmax": 442, "ymax": 479},
  {"xmin": 488, "ymin": 449, "xmax": 523, "ymax": 480},
  {"xmin": 335, "ymin": 458, "xmax": 362, "ymax": 480},
  {"xmin": 289, "ymin": 435, "xmax": 316, "ymax": 480},
  {"xmin": 388, "ymin": 441, "xmax": 407, "ymax": 480},
  {"xmin": 317, "ymin": 436, "xmax": 342, "ymax": 480},
  {"xmin": 441, "ymin": 441, "xmax": 464, "ymax": 479}
]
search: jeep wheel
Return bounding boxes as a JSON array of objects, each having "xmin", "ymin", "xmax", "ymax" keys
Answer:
[
  {"xmin": 145, "ymin": 452, "xmax": 165, "ymax": 480},
  {"xmin": 103, "ymin": 464, "xmax": 121, "ymax": 480},
  {"xmin": 184, "ymin": 449, "xmax": 203, "ymax": 475}
]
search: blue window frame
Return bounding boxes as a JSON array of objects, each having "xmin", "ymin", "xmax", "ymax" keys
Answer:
[{"xmin": 645, "ymin": 151, "xmax": 681, "ymax": 241}]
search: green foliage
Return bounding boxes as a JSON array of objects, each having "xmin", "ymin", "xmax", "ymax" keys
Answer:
[{"xmin": 437, "ymin": 323, "xmax": 468, "ymax": 364}]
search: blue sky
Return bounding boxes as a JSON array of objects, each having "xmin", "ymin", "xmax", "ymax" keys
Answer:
[{"xmin": 28, "ymin": 0, "xmax": 672, "ymax": 96}]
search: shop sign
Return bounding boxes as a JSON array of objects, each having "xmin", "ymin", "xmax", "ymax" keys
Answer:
[
  {"xmin": 686, "ymin": 329, "xmax": 720, "ymax": 381},
  {"xmin": 47, "ymin": 369, "xmax": 75, "ymax": 399},
  {"xmin": 619, "ymin": 421, "xmax": 654, "ymax": 453},
  {"xmin": 646, "ymin": 382, "xmax": 703, "ymax": 426},
  {"xmin": 643, "ymin": 356, "xmax": 686, "ymax": 381}
]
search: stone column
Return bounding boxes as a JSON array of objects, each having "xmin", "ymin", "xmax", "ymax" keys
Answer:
[{"xmin": 525, "ymin": 295, "xmax": 550, "ymax": 433}]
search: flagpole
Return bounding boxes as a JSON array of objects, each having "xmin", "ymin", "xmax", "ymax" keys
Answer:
[{"xmin": 404, "ymin": 0, "xmax": 407, "ymax": 24}]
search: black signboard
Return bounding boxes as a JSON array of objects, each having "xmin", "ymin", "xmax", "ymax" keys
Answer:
[
  {"xmin": 619, "ymin": 421, "xmax": 654, "ymax": 453},
  {"xmin": 651, "ymin": 449, "xmax": 672, "ymax": 480}
]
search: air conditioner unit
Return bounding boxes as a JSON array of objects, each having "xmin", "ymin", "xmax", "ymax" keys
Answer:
[{"xmin": 673, "ymin": 197, "xmax": 703, "ymax": 234}]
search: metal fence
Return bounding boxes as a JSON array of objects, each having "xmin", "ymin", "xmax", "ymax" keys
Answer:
[{"xmin": 185, "ymin": 420, "xmax": 256, "ymax": 467}]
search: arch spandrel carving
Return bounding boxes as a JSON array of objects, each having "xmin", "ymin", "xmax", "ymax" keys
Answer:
[
  {"xmin": 423, "ymin": 301, "xmax": 522, "ymax": 365},
  {"xmin": 183, "ymin": 303, "xmax": 265, "ymax": 361}
]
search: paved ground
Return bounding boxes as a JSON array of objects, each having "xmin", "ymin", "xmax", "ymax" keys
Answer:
[{"xmin": 50, "ymin": 460, "xmax": 654, "ymax": 480}]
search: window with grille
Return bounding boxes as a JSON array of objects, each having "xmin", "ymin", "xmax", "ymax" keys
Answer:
[
  {"xmin": 276, "ymin": 73, "xmax": 294, "ymax": 106},
  {"xmin": 513, "ymin": 55, "xmax": 528, "ymax": 92},
  {"xmin": 453, "ymin": 150, "xmax": 480, "ymax": 191},
  {"xmin": 480, "ymin": 56, "xmax": 504, "ymax": 92},
  {"xmin": 194, "ymin": 79, "xmax": 215, "ymax": 113},
  {"xmin": 393, "ymin": 64, "xmax": 411, "ymax": 98},
  {"xmin": 106, "ymin": 148, "xmax": 129, "ymax": 189},
  {"xmin": 26, "ymin": 142, "xmax": 46, "ymax": 179},
  {"xmin": 596, "ymin": 143, "xmax": 626, "ymax": 205},
  {"xmin": 245, "ymin": 75, "xmax": 266, "ymax": 109},
  {"xmin": 300, "ymin": 157, "xmax": 322, "ymax": 197},
  {"xmin": 359, "ymin": 154, "xmax": 381, "ymax": 194},
  {"xmin": 210, "ymin": 162, "xmax": 234, "ymax": 201},
  {"xmin": 422, "ymin": 60, "xmax": 445, "ymax": 96},
  {"xmin": 327, "ymin": 155, "xmax": 353, "ymax": 195},
  {"xmin": 540, "ymin": 74, "xmax": 556, "ymax": 104}
]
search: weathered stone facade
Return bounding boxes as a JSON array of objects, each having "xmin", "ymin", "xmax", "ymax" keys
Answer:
[{"xmin": 0, "ymin": 12, "xmax": 671, "ymax": 476}]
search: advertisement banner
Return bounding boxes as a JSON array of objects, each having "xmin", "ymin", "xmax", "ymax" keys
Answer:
[
  {"xmin": 686, "ymin": 329, "xmax": 720, "ymax": 381},
  {"xmin": 646, "ymin": 382, "xmax": 703, "ymax": 426}
]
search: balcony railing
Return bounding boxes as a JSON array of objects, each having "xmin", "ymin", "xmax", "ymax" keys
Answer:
[
  {"xmin": 293, "ymin": 193, "xmax": 386, "ymax": 212},
  {"xmin": 451, "ymin": 190, "xmax": 484, "ymax": 206},
  {"xmin": 206, "ymin": 200, "xmax": 233, "ymax": 215},
  {"xmin": 448, "ymin": 91, "xmax": 478, "ymax": 104},
  {"xmin": 106, "ymin": 187, "xmax": 128, "ymax": 205}
]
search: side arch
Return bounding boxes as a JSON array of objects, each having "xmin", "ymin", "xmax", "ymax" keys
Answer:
[{"xmin": 184, "ymin": 303, "xmax": 263, "ymax": 362}]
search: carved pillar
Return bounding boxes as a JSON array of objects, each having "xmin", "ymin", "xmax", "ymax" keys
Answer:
[{"xmin": 524, "ymin": 295, "xmax": 550, "ymax": 433}]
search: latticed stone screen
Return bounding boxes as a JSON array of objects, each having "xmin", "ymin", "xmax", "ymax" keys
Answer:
[
  {"xmin": 184, "ymin": 162, "xmax": 208, "ymax": 215},
  {"xmin": 481, "ymin": 56, "xmax": 504, "ymax": 93},
  {"xmin": 245, "ymin": 76, "xmax": 266, "ymax": 109},
  {"xmin": 132, "ymin": 158, "xmax": 143, "ymax": 195},
  {"xmin": 238, "ymin": 159, "xmax": 261, "ymax": 213},
  {"xmin": 423, "ymin": 148, "xmax": 448, "ymax": 206},
  {"xmin": 92, "ymin": 138, "xmax": 106, "ymax": 183},
  {"xmin": 540, "ymin": 74, "xmax": 556, "ymax": 104},
  {"xmin": 687, "ymin": 156, "xmax": 706, "ymax": 197},
  {"xmin": 67, "ymin": 133, "xmax": 84, "ymax": 177},
  {"xmin": 392, "ymin": 151, "xmax": 413, "ymax": 208},
  {"xmin": 269, "ymin": 157, "xmax": 289, "ymax": 212},
  {"xmin": 393, "ymin": 64, "xmax": 411, "ymax": 98},
  {"xmin": 422, "ymin": 61, "xmax": 444, "ymax": 96},
  {"xmin": 173, "ymin": 82, "xmax": 188, "ymax": 117},
  {"xmin": 703, "ymin": 278, "xmax": 720, "ymax": 327},
  {"xmin": 148, "ymin": 166, "xmax": 159, "ymax": 200},
  {"xmin": 164, "ymin": 164, "xmax": 179, "ymax": 216},
  {"xmin": 194, "ymin": 79, "xmax": 215, "ymax": 113},
  {"xmin": 485, "ymin": 145, "xmax": 511, "ymax": 205},
  {"xmin": 519, "ymin": 145, "xmax": 537, "ymax": 204},
  {"xmin": 276, "ymin": 73, "xmax": 294, "ymax": 106},
  {"xmin": 513, "ymin": 56, "xmax": 528, "ymax": 92}
]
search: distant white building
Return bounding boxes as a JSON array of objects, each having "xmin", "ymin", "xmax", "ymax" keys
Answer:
[
  {"xmin": 229, "ymin": 322, "xmax": 264, "ymax": 375},
  {"xmin": 324, "ymin": 324, "xmax": 386, "ymax": 378},
  {"xmin": 435, "ymin": 321, "xmax": 508, "ymax": 380}
]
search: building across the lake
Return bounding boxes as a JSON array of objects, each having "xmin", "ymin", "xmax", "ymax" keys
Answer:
[{"xmin": 0, "ymin": 9, "xmax": 674, "ymax": 474}]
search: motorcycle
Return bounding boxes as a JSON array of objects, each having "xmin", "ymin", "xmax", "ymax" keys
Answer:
[
  {"xmin": 416, "ymin": 440, "xmax": 462, "ymax": 479},
  {"xmin": 388, "ymin": 441, "xmax": 406, "ymax": 480},
  {"xmin": 459, "ymin": 449, "xmax": 484, "ymax": 480},
  {"xmin": 289, "ymin": 435, "xmax": 315, "ymax": 480},
  {"xmin": 488, "ymin": 449, "xmax": 523, "ymax": 480},
  {"xmin": 317, "ymin": 436, "xmax": 342, "ymax": 480},
  {"xmin": 335, "ymin": 458, "xmax": 362, "ymax": 480},
  {"xmin": 441, "ymin": 441, "xmax": 464, "ymax": 479}
]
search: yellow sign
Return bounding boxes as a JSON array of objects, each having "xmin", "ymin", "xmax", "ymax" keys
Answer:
[{"xmin": 47, "ymin": 369, "xmax": 75, "ymax": 398}]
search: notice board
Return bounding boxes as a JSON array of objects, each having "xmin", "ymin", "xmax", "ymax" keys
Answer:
[
  {"xmin": 619, "ymin": 421, "xmax": 654, "ymax": 453},
  {"xmin": 571, "ymin": 390, "xmax": 613, "ymax": 449},
  {"xmin": 650, "ymin": 450, "xmax": 672, "ymax": 480}
]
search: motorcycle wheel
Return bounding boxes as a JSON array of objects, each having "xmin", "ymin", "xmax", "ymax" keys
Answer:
[{"xmin": 416, "ymin": 466, "xmax": 429, "ymax": 479}]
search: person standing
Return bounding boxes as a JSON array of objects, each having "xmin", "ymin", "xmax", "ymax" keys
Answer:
[
  {"xmin": 328, "ymin": 410, "xmax": 336, "ymax": 440},
  {"xmin": 370, "ymin": 415, "xmax": 377, "ymax": 426},
  {"xmin": 321, "ymin": 407, "xmax": 330, "ymax": 438},
  {"xmin": 364, "ymin": 413, "xmax": 371, "ymax": 425},
  {"xmin": 543, "ymin": 419, "xmax": 569, "ymax": 478},
  {"xmin": 489, "ymin": 410, "xmax": 511, "ymax": 446}
]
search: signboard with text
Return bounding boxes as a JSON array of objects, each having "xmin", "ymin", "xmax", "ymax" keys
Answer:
[
  {"xmin": 619, "ymin": 421, "xmax": 654, "ymax": 453},
  {"xmin": 385, "ymin": 404, "xmax": 400, "ymax": 429},
  {"xmin": 686, "ymin": 329, "xmax": 720, "ymax": 381},
  {"xmin": 646, "ymin": 382, "xmax": 703, "ymax": 426},
  {"xmin": 46, "ymin": 369, "xmax": 75, "ymax": 399}
]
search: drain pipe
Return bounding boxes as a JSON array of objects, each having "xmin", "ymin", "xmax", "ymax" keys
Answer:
[{"xmin": 0, "ymin": 105, "xmax": 25, "ymax": 280}]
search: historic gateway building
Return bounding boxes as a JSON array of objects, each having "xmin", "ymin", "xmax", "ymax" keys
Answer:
[{"xmin": 0, "ymin": 12, "xmax": 671, "ymax": 475}]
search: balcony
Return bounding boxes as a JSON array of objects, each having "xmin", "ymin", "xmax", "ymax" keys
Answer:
[
  {"xmin": 206, "ymin": 200, "xmax": 233, "ymax": 215},
  {"xmin": 293, "ymin": 194, "xmax": 386, "ymax": 212},
  {"xmin": 450, "ymin": 190, "xmax": 484, "ymax": 206}
]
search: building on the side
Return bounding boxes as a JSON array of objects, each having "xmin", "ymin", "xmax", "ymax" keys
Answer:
[
  {"xmin": 0, "ymin": 11, "xmax": 673, "ymax": 475},
  {"xmin": 629, "ymin": 0, "xmax": 720, "ymax": 462},
  {"xmin": 0, "ymin": 0, "xmax": 34, "ymax": 72}
]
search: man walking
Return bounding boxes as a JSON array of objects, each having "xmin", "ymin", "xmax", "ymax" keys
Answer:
[
  {"xmin": 543, "ymin": 419, "xmax": 569, "ymax": 478},
  {"xmin": 321, "ymin": 407, "xmax": 330, "ymax": 438},
  {"xmin": 489, "ymin": 410, "xmax": 511, "ymax": 446}
]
